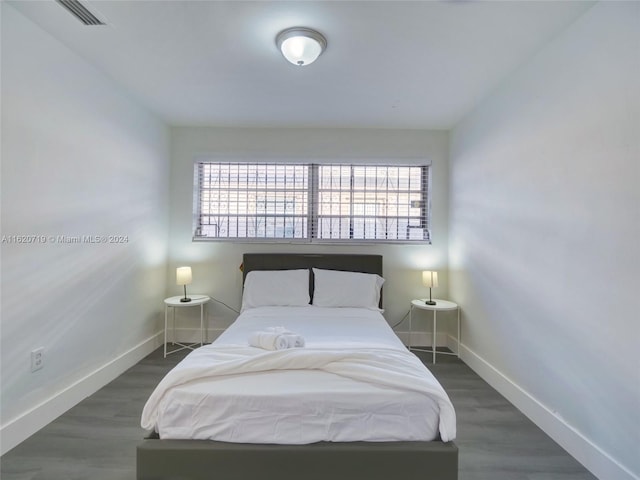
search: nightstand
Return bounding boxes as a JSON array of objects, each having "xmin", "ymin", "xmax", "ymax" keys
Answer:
[
  {"xmin": 164, "ymin": 295, "xmax": 210, "ymax": 358},
  {"xmin": 409, "ymin": 299, "xmax": 460, "ymax": 364}
]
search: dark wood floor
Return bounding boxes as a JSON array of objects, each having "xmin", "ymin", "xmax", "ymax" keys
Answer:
[{"xmin": 1, "ymin": 346, "xmax": 597, "ymax": 480}]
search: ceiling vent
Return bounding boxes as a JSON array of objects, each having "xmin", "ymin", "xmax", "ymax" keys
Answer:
[{"xmin": 56, "ymin": 0, "xmax": 105, "ymax": 26}]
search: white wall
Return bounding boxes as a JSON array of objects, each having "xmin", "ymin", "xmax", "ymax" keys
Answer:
[
  {"xmin": 0, "ymin": 4, "xmax": 170, "ymax": 453},
  {"xmin": 449, "ymin": 2, "xmax": 639, "ymax": 479},
  {"xmin": 168, "ymin": 127, "xmax": 452, "ymax": 342}
]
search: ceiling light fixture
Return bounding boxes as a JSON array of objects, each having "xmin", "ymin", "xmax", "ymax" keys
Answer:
[{"xmin": 276, "ymin": 27, "xmax": 327, "ymax": 66}]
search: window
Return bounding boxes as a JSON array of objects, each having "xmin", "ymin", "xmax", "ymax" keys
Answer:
[{"xmin": 194, "ymin": 162, "xmax": 431, "ymax": 243}]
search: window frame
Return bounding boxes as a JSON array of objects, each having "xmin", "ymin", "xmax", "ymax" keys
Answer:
[{"xmin": 193, "ymin": 161, "xmax": 432, "ymax": 245}]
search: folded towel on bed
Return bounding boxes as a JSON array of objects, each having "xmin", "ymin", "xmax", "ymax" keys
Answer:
[
  {"xmin": 265, "ymin": 326, "xmax": 305, "ymax": 348},
  {"xmin": 248, "ymin": 331, "xmax": 290, "ymax": 350},
  {"xmin": 249, "ymin": 327, "xmax": 306, "ymax": 350},
  {"xmin": 284, "ymin": 334, "xmax": 305, "ymax": 348}
]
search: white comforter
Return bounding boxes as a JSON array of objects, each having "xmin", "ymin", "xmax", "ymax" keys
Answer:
[{"xmin": 141, "ymin": 306, "xmax": 456, "ymax": 444}]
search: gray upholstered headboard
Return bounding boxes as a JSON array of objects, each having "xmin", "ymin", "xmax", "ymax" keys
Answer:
[{"xmin": 242, "ymin": 253, "xmax": 383, "ymax": 307}]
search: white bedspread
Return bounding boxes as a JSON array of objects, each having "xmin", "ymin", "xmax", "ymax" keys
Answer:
[{"xmin": 141, "ymin": 306, "xmax": 456, "ymax": 444}]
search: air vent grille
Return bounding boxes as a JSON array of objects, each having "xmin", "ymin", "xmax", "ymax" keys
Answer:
[{"xmin": 56, "ymin": 0, "xmax": 105, "ymax": 26}]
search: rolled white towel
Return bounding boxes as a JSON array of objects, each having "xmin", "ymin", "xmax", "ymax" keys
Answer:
[
  {"xmin": 248, "ymin": 331, "xmax": 290, "ymax": 351},
  {"xmin": 265, "ymin": 326, "xmax": 305, "ymax": 348},
  {"xmin": 282, "ymin": 333, "xmax": 305, "ymax": 348},
  {"xmin": 258, "ymin": 327, "xmax": 305, "ymax": 348}
]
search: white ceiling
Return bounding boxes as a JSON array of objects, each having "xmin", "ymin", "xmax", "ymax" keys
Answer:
[{"xmin": 9, "ymin": 0, "xmax": 594, "ymax": 129}]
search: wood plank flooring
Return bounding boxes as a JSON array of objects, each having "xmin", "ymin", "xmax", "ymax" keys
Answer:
[{"xmin": 1, "ymin": 347, "xmax": 597, "ymax": 480}]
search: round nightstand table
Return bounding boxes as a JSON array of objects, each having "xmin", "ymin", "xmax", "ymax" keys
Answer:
[
  {"xmin": 164, "ymin": 295, "xmax": 210, "ymax": 358},
  {"xmin": 409, "ymin": 299, "xmax": 460, "ymax": 364}
]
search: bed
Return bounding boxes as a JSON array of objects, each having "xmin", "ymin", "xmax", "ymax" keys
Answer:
[{"xmin": 137, "ymin": 253, "xmax": 458, "ymax": 480}]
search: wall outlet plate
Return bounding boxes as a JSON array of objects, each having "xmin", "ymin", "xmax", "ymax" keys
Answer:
[{"xmin": 31, "ymin": 348, "xmax": 44, "ymax": 372}]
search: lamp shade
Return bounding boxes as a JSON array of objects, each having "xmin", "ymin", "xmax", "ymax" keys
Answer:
[
  {"xmin": 276, "ymin": 27, "xmax": 326, "ymax": 66},
  {"xmin": 422, "ymin": 271, "xmax": 438, "ymax": 288},
  {"xmin": 176, "ymin": 266, "xmax": 192, "ymax": 286}
]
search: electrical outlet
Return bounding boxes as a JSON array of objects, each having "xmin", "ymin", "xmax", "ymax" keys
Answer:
[{"xmin": 31, "ymin": 348, "xmax": 44, "ymax": 372}]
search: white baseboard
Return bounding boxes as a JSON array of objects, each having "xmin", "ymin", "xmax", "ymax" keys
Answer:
[
  {"xmin": 0, "ymin": 331, "xmax": 164, "ymax": 456},
  {"xmin": 460, "ymin": 342, "xmax": 638, "ymax": 480}
]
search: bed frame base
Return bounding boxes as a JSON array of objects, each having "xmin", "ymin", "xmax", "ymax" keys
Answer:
[{"xmin": 137, "ymin": 439, "xmax": 458, "ymax": 480}]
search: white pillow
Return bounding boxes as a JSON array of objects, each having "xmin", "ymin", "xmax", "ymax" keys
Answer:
[
  {"xmin": 241, "ymin": 269, "xmax": 310, "ymax": 311},
  {"xmin": 312, "ymin": 268, "xmax": 384, "ymax": 310}
]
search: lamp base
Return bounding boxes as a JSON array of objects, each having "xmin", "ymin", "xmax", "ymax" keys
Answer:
[
  {"xmin": 180, "ymin": 297, "xmax": 192, "ymax": 303},
  {"xmin": 424, "ymin": 300, "xmax": 436, "ymax": 305}
]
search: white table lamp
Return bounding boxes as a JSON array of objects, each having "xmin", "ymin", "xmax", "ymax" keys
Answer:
[
  {"xmin": 176, "ymin": 266, "xmax": 192, "ymax": 303},
  {"xmin": 422, "ymin": 271, "xmax": 438, "ymax": 306}
]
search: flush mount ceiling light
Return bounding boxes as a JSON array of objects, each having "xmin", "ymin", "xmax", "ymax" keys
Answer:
[{"xmin": 276, "ymin": 27, "xmax": 327, "ymax": 66}]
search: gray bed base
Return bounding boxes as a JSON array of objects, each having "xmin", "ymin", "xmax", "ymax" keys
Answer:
[
  {"xmin": 136, "ymin": 253, "xmax": 458, "ymax": 479},
  {"xmin": 137, "ymin": 437, "xmax": 458, "ymax": 480}
]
